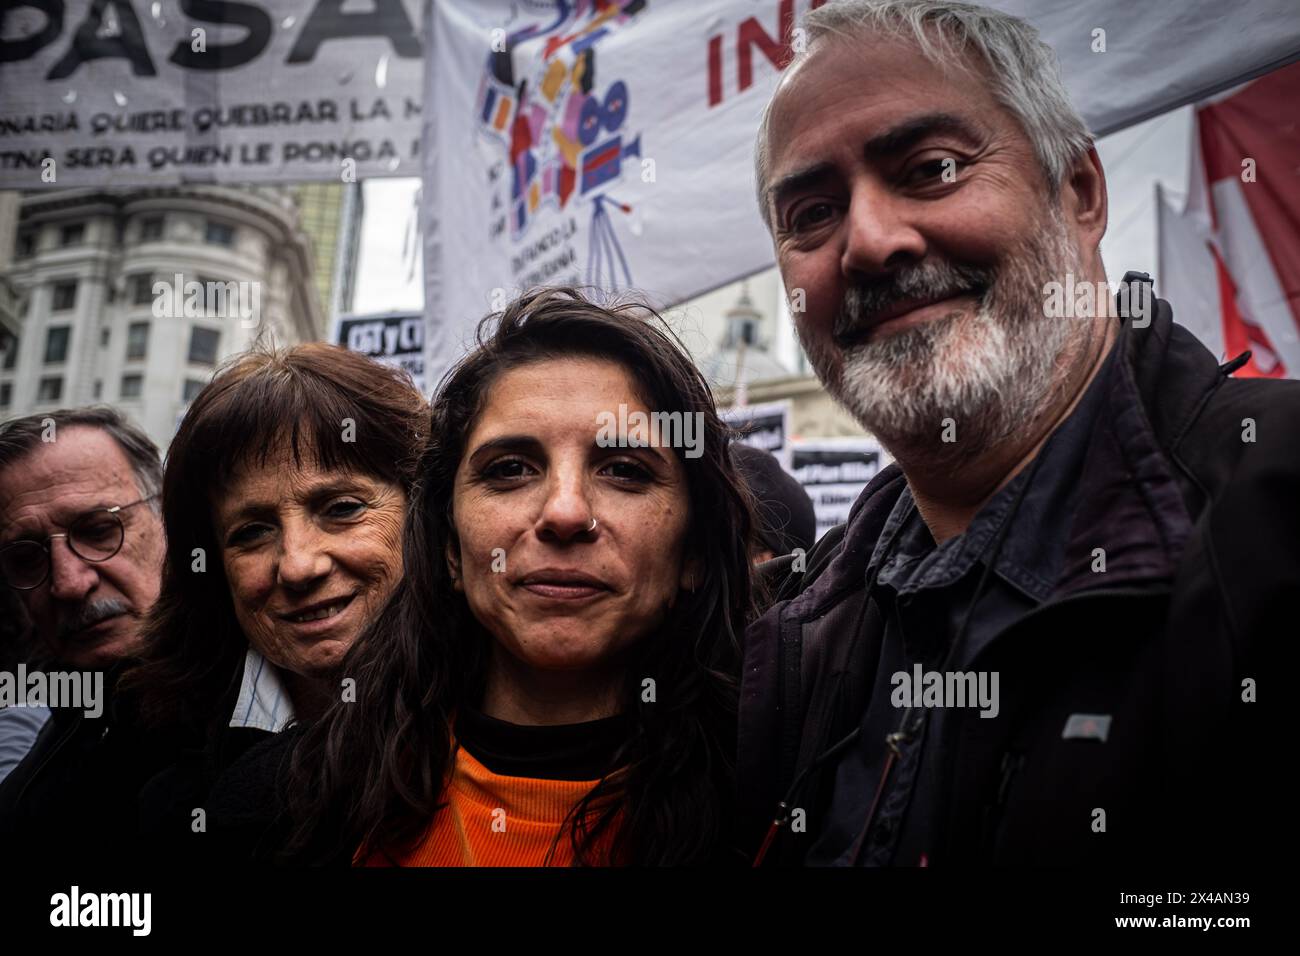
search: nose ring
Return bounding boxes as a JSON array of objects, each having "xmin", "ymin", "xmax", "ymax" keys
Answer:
[{"xmin": 586, "ymin": 517, "xmax": 598, "ymax": 533}]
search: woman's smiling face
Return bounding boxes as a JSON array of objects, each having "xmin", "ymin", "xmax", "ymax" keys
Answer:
[
  {"xmin": 213, "ymin": 442, "xmax": 407, "ymax": 681},
  {"xmin": 450, "ymin": 357, "xmax": 697, "ymax": 675}
]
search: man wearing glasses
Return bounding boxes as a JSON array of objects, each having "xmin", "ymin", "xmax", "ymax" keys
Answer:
[{"xmin": 0, "ymin": 407, "xmax": 168, "ymax": 854}]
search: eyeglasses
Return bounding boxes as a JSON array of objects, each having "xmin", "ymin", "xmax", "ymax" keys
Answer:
[{"xmin": 0, "ymin": 496, "xmax": 159, "ymax": 591}]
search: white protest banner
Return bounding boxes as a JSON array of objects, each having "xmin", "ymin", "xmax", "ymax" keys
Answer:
[
  {"xmin": 421, "ymin": 0, "xmax": 1300, "ymax": 387},
  {"xmin": 333, "ymin": 310, "xmax": 425, "ymax": 392},
  {"xmin": 0, "ymin": 0, "xmax": 424, "ymax": 187},
  {"xmin": 721, "ymin": 400, "xmax": 791, "ymax": 467},
  {"xmin": 423, "ymin": 0, "xmax": 790, "ymax": 381},
  {"xmin": 789, "ymin": 438, "xmax": 885, "ymax": 540},
  {"xmin": 4, "ymin": 0, "xmax": 1295, "ymax": 194}
]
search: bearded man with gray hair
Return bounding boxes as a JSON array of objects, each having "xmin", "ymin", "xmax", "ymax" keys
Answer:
[{"xmin": 741, "ymin": 0, "xmax": 1292, "ymax": 867}]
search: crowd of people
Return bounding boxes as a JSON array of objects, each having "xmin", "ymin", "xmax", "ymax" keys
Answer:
[{"xmin": 0, "ymin": 0, "xmax": 1287, "ymax": 867}]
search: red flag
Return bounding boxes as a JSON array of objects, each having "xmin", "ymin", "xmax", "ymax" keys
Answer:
[{"xmin": 1158, "ymin": 61, "xmax": 1300, "ymax": 377}]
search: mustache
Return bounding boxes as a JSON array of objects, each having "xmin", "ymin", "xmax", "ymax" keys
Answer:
[
  {"xmin": 834, "ymin": 260, "xmax": 996, "ymax": 345},
  {"xmin": 56, "ymin": 597, "xmax": 132, "ymax": 641}
]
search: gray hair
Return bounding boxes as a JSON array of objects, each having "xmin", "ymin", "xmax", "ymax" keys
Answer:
[
  {"xmin": 0, "ymin": 406, "xmax": 163, "ymax": 508},
  {"xmin": 755, "ymin": 0, "xmax": 1094, "ymax": 228}
]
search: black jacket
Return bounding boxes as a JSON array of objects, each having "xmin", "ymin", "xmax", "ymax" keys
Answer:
[
  {"xmin": 135, "ymin": 723, "xmax": 275, "ymax": 863},
  {"xmin": 0, "ymin": 661, "xmax": 188, "ymax": 861},
  {"xmin": 739, "ymin": 283, "xmax": 1290, "ymax": 866},
  {"xmin": 0, "ymin": 656, "xmax": 276, "ymax": 863}
]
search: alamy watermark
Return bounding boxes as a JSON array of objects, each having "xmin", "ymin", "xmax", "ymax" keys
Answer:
[
  {"xmin": 891, "ymin": 664, "xmax": 999, "ymax": 718},
  {"xmin": 1041, "ymin": 274, "xmax": 1153, "ymax": 326},
  {"xmin": 153, "ymin": 273, "xmax": 260, "ymax": 328},
  {"xmin": 50, "ymin": 886, "xmax": 151, "ymax": 936},
  {"xmin": 595, "ymin": 404, "xmax": 704, "ymax": 459},
  {"xmin": 0, "ymin": 665, "xmax": 103, "ymax": 717}
]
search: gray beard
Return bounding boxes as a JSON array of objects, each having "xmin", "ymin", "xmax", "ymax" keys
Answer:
[{"xmin": 801, "ymin": 210, "xmax": 1085, "ymax": 471}]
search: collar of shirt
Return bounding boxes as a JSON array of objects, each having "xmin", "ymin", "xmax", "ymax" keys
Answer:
[
  {"xmin": 865, "ymin": 337, "xmax": 1121, "ymax": 609},
  {"xmin": 228, "ymin": 646, "xmax": 296, "ymax": 733}
]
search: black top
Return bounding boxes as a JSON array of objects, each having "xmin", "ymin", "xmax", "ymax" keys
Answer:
[
  {"xmin": 454, "ymin": 706, "xmax": 632, "ymax": 781},
  {"xmin": 0, "ymin": 659, "xmax": 192, "ymax": 864}
]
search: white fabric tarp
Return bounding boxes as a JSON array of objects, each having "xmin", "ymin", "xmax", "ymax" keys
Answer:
[{"xmin": 420, "ymin": 0, "xmax": 1300, "ymax": 387}]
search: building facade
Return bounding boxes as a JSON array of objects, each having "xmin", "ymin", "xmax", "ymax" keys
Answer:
[
  {"xmin": 675, "ymin": 267, "xmax": 868, "ymax": 441},
  {"xmin": 292, "ymin": 181, "xmax": 364, "ymax": 324},
  {"xmin": 0, "ymin": 186, "xmax": 324, "ymax": 450},
  {"xmin": 0, "ymin": 193, "xmax": 20, "ymax": 342}
]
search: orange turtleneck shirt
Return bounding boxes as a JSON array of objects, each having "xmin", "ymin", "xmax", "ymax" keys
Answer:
[
  {"xmin": 357, "ymin": 746, "xmax": 618, "ymax": 867},
  {"xmin": 356, "ymin": 706, "xmax": 631, "ymax": 867}
]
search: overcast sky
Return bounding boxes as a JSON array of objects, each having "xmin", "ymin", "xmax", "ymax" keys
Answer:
[
  {"xmin": 352, "ymin": 107, "xmax": 1195, "ymax": 318},
  {"xmin": 353, "ymin": 178, "xmax": 424, "ymax": 314}
]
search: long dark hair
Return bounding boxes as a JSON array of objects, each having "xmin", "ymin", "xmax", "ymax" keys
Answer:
[
  {"xmin": 122, "ymin": 344, "xmax": 429, "ymax": 737},
  {"xmin": 285, "ymin": 288, "xmax": 759, "ymax": 866}
]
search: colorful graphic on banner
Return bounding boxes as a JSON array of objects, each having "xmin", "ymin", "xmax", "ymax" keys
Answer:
[
  {"xmin": 0, "ymin": 0, "xmax": 423, "ymax": 187},
  {"xmin": 789, "ymin": 438, "xmax": 885, "ymax": 541},
  {"xmin": 333, "ymin": 311, "xmax": 425, "ymax": 392},
  {"xmin": 472, "ymin": 0, "xmax": 645, "ymax": 291}
]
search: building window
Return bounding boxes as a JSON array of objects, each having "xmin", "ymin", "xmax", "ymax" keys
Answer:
[
  {"xmin": 140, "ymin": 216, "xmax": 164, "ymax": 241},
  {"xmin": 205, "ymin": 220, "xmax": 235, "ymax": 247},
  {"xmin": 120, "ymin": 374, "xmax": 143, "ymax": 400},
  {"xmin": 1, "ymin": 332, "xmax": 16, "ymax": 369},
  {"xmin": 16, "ymin": 231, "xmax": 36, "ymax": 258},
  {"xmin": 37, "ymin": 376, "xmax": 62, "ymax": 403},
  {"xmin": 100, "ymin": 327, "xmax": 110, "ymax": 347},
  {"xmin": 93, "ymin": 380, "xmax": 102, "ymax": 399},
  {"xmin": 199, "ymin": 275, "xmax": 241, "ymax": 319},
  {"xmin": 59, "ymin": 223, "xmax": 85, "ymax": 247},
  {"xmin": 44, "ymin": 326, "xmax": 70, "ymax": 364},
  {"xmin": 130, "ymin": 273, "xmax": 155, "ymax": 306},
  {"xmin": 126, "ymin": 322, "xmax": 150, "ymax": 361},
  {"xmin": 182, "ymin": 378, "xmax": 206, "ymax": 403},
  {"xmin": 51, "ymin": 281, "xmax": 77, "ymax": 311},
  {"xmin": 188, "ymin": 326, "xmax": 220, "ymax": 365},
  {"xmin": 0, "ymin": 383, "xmax": 11, "ymax": 407}
]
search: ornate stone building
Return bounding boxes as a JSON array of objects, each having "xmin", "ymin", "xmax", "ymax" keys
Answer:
[{"xmin": 0, "ymin": 186, "xmax": 323, "ymax": 449}]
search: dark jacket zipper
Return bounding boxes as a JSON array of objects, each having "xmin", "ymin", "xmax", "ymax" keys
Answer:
[{"xmin": 980, "ymin": 750, "xmax": 1025, "ymax": 856}]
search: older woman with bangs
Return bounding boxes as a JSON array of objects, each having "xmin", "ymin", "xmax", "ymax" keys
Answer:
[
  {"xmin": 124, "ymin": 343, "xmax": 427, "ymax": 855},
  {"xmin": 207, "ymin": 288, "xmax": 761, "ymax": 866}
]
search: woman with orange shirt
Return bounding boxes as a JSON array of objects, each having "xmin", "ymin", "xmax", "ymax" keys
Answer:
[{"xmin": 258, "ymin": 288, "xmax": 759, "ymax": 866}]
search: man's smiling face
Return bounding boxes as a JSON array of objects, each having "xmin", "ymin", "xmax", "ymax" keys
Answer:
[{"xmin": 764, "ymin": 34, "xmax": 1091, "ymax": 455}]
